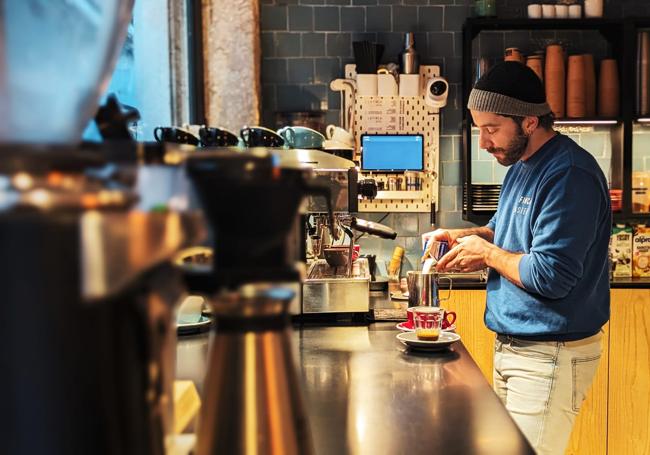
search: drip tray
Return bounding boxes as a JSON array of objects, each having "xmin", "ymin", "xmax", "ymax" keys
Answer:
[{"xmin": 303, "ymin": 259, "xmax": 370, "ymax": 313}]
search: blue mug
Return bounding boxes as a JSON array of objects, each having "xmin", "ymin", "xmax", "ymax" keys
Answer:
[{"xmin": 278, "ymin": 126, "xmax": 325, "ymax": 149}]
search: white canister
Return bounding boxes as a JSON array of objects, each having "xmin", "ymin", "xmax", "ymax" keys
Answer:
[
  {"xmin": 527, "ymin": 4, "xmax": 542, "ymax": 18},
  {"xmin": 569, "ymin": 4, "xmax": 582, "ymax": 18},
  {"xmin": 542, "ymin": 4, "xmax": 555, "ymax": 18},
  {"xmin": 377, "ymin": 74, "xmax": 398, "ymax": 96},
  {"xmin": 584, "ymin": 0, "xmax": 603, "ymax": 18},
  {"xmin": 555, "ymin": 4, "xmax": 568, "ymax": 18},
  {"xmin": 356, "ymin": 74, "xmax": 378, "ymax": 96},
  {"xmin": 398, "ymin": 74, "xmax": 420, "ymax": 97}
]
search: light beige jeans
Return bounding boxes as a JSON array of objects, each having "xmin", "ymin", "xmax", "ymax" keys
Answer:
[{"xmin": 493, "ymin": 332, "xmax": 602, "ymax": 455}]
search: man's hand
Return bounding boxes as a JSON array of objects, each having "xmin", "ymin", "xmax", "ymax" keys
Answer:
[
  {"xmin": 421, "ymin": 228, "xmax": 467, "ymax": 250},
  {"xmin": 435, "ymin": 235, "xmax": 492, "ymax": 273},
  {"xmin": 421, "ymin": 226, "xmax": 496, "ymax": 252}
]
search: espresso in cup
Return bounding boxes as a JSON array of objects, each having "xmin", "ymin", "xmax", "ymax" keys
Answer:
[
  {"xmin": 413, "ymin": 306, "xmax": 443, "ymax": 341},
  {"xmin": 407, "ymin": 306, "xmax": 456, "ymax": 330}
]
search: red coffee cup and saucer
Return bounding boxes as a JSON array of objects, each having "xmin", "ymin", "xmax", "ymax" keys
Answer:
[{"xmin": 396, "ymin": 306, "xmax": 456, "ymax": 332}]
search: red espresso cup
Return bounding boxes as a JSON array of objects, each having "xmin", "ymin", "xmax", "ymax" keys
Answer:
[{"xmin": 406, "ymin": 306, "xmax": 456, "ymax": 329}]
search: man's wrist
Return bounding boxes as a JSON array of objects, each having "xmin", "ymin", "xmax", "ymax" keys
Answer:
[{"xmin": 484, "ymin": 243, "xmax": 499, "ymax": 268}]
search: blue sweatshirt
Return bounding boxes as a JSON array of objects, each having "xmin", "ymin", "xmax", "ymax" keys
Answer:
[{"xmin": 486, "ymin": 134, "xmax": 611, "ymax": 340}]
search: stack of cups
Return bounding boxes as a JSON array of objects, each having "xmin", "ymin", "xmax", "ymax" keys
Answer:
[
  {"xmin": 566, "ymin": 55, "xmax": 586, "ymax": 118},
  {"xmin": 599, "ymin": 59, "xmax": 620, "ymax": 118},
  {"xmin": 504, "ymin": 47, "xmax": 525, "ymax": 64},
  {"xmin": 526, "ymin": 55, "xmax": 544, "ymax": 81},
  {"xmin": 545, "ymin": 44, "xmax": 566, "ymax": 118},
  {"xmin": 583, "ymin": 54, "xmax": 597, "ymax": 117}
]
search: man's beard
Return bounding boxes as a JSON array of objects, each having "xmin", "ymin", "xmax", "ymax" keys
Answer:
[{"xmin": 487, "ymin": 124, "xmax": 529, "ymax": 166}]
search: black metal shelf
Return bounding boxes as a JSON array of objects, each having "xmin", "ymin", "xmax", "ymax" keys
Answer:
[
  {"xmin": 462, "ymin": 17, "xmax": 650, "ymax": 224},
  {"xmin": 464, "ymin": 18, "xmax": 624, "ymax": 39}
]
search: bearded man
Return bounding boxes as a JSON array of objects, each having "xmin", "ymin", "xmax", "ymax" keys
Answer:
[{"xmin": 425, "ymin": 61, "xmax": 611, "ymax": 454}]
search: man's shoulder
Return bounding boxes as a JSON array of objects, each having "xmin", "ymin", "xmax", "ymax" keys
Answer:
[{"xmin": 543, "ymin": 134, "xmax": 606, "ymax": 182}]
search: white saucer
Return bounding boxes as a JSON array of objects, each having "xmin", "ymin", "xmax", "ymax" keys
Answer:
[
  {"xmin": 177, "ymin": 315, "xmax": 212, "ymax": 335},
  {"xmin": 390, "ymin": 291, "xmax": 409, "ymax": 301},
  {"xmin": 396, "ymin": 331, "xmax": 461, "ymax": 351},
  {"xmin": 396, "ymin": 322, "xmax": 456, "ymax": 333}
]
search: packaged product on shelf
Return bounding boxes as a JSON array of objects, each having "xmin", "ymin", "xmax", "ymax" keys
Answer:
[
  {"xmin": 632, "ymin": 225, "xmax": 650, "ymax": 277},
  {"xmin": 610, "ymin": 224, "xmax": 632, "ymax": 278}
]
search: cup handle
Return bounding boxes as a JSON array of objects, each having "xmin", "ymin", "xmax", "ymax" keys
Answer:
[
  {"xmin": 326, "ymin": 124, "xmax": 335, "ymax": 140},
  {"xmin": 439, "ymin": 276, "xmax": 453, "ymax": 302},
  {"xmin": 285, "ymin": 127, "xmax": 295, "ymax": 146},
  {"xmin": 240, "ymin": 127, "xmax": 250, "ymax": 146},
  {"xmin": 444, "ymin": 311, "xmax": 457, "ymax": 326},
  {"xmin": 153, "ymin": 127, "xmax": 163, "ymax": 142}
]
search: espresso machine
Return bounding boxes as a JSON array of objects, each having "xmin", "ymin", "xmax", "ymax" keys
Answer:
[
  {"xmin": 0, "ymin": 2, "xmax": 205, "ymax": 453},
  {"xmin": 279, "ymin": 149, "xmax": 398, "ymax": 314}
]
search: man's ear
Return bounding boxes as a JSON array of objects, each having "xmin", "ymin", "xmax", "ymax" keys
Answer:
[{"xmin": 522, "ymin": 116, "xmax": 539, "ymax": 135}]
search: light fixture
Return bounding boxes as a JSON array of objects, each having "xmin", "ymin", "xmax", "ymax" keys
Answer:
[{"xmin": 553, "ymin": 119, "xmax": 618, "ymax": 125}]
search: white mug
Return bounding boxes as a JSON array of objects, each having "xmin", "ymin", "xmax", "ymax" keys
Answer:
[
  {"xmin": 555, "ymin": 4, "xmax": 568, "ymax": 18},
  {"xmin": 527, "ymin": 4, "xmax": 542, "ymax": 18},
  {"xmin": 569, "ymin": 4, "xmax": 582, "ymax": 18},
  {"xmin": 377, "ymin": 73, "xmax": 398, "ymax": 96},
  {"xmin": 584, "ymin": 0, "xmax": 603, "ymax": 17},
  {"xmin": 326, "ymin": 124, "xmax": 354, "ymax": 146},
  {"xmin": 542, "ymin": 4, "xmax": 555, "ymax": 18},
  {"xmin": 399, "ymin": 74, "xmax": 420, "ymax": 97},
  {"xmin": 356, "ymin": 74, "xmax": 378, "ymax": 96}
]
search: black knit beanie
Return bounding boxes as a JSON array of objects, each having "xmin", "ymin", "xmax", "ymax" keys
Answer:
[{"xmin": 468, "ymin": 61, "xmax": 551, "ymax": 116}]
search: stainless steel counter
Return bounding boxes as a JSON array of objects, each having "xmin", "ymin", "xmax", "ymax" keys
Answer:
[{"xmin": 177, "ymin": 322, "xmax": 533, "ymax": 455}]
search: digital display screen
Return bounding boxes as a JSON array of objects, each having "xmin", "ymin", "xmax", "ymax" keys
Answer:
[{"xmin": 361, "ymin": 134, "xmax": 424, "ymax": 172}]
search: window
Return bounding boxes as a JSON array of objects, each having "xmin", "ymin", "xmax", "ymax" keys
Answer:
[{"xmin": 84, "ymin": 0, "xmax": 191, "ymax": 141}]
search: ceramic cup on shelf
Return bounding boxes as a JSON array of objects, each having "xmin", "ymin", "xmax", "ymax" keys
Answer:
[
  {"xmin": 555, "ymin": 4, "xmax": 568, "ymax": 18},
  {"xmin": 569, "ymin": 4, "xmax": 582, "ymax": 18},
  {"xmin": 278, "ymin": 126, "xmax": 325, "ymax": 149},
  {"xmin": 542, "ymin": 4, "xmax": 556, "ymax": 18},
  {"xmin": 584, "ymin": 0, "xmax": 603, "ymax": 18},
  {"xmin": 326, "ymin": 124, "xmax": 355, "ymax": 147},
  {"xmin": 527, "ymin": 3, "xmax": 542, "ymax": 18}
]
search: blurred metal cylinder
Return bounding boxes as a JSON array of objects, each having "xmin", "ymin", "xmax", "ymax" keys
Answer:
[{"xmin": 196, "ymin": 287, "xmax": 313, "ymax": 455}]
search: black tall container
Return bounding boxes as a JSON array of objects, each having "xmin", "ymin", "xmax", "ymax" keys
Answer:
[{"xmin": 0, "ymin": 211, "xmax": 179, "ymax": 455}]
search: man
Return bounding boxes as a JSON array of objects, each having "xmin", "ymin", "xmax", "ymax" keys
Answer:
[{"xmin": 426, "ymin": 61, "xmax": 611, "ymax": 454}]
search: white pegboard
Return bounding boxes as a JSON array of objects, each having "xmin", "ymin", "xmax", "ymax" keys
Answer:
[{"xmin": 343, "ymin": 64, "xmax": 441, "ymax": 212}]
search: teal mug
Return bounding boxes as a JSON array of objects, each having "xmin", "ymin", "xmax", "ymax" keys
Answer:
[{"xmin": 278, "ymin": 126, "xmax": 325, "ymax": 149}]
